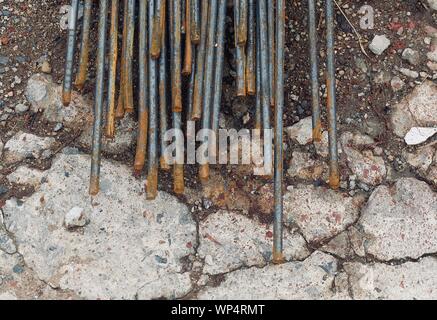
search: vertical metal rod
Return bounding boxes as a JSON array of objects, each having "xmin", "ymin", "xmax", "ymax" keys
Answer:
[
  {"xmin": 147, "ymin": 0, "xmax": 159, "ymax": 200},
  {"xmin": 173, "ymin": 112, "xmax": 185, "ymax": 194},
  {"xmin": 199, "ymin": 0, "xmax": 218, "ymax": 182},
  {"xmin": 89, "ymin": 0, "xmax": 109, "ymax": 195},
  {"xmin": 257, "ymin": 0, "xmax": 272, "ymax": 175},
  {"xmin": 237, "ymin": 0, "xmax": 248, "ymax": 46},
  {"xmin": 325, "ymin": 0, "xmax": 340, "ymax": 189},
  {"xmin": 105, "ymin": 0, "xmax": 119, "ymax": 139},
  {"xmin": 267, "ymin": 0, "xmax": 275, "ymax": 107},
  {"xmin": 123, "ymin": 0, "xmax": 135, "ymax": 113},
  {"xmin": 187, "ymin": 45, "xmax": 196, "ymax": 121},
  {"xmin": 172, "ymin": 0, "xmax": 183, "ymax": 112},
  {"xmin": 308, "ymin": 0, "xmax": 322, "ymax": 142},
  {"xmin": 246, "ymin": 0, "xmax": 256, "ymax": 95},
  {"xmin": 273, "ymin": 0, "xmax": 285, "ymax": 264},
  {"xmin": 182, "ymin": 0, "xmax": 192, "ymax": 75},
  {"xmin": 159, "ymin": 0, "xmax": 170, "ymax": 171},
  {"xmin": 191, "ymin": 1, "xmax": 209, "ymax": 120},
  {"xmin": 62, "ymin": 0, "xmax": 80, "ymax": 106},
  {"xmin": 211, "ymin": 0, "xmax": 227, "ymax": 135},
  {"xmin": 234, "ymin": 0, "xmax": 246, "ymax": 96},
  {"xmin": 134, "ymin": 0, "xmax": 149, "ymax": 172},
  {"xmin": 151, "ymin": 0, "xmax": 163, "ymax": 59},
  {"xmin": 169, "ymin": 0, "xmax": 184, "ymax": 194},
  {"xmin": 190, "ymin": 0, "xmax": 200, "ymax": 44},
  {"xmin": 116, "ymin": 0, "xmax": 129, "ymax": 119},
  {"xmin": 75, "ymin": 0, "xmax": 92, "ymax": 90},
  {"xmin": 255, "ymin": 14, "xmax": 262, "ymax": 130}
]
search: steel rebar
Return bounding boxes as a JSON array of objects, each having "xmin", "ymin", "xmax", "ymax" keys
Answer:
[
  {"xmin": 105, "ymin": 0, "xmax": 119, "ymax": 139},
  {"xmin": 246, "ymin": 0, "xmax": 256, "ymax": 95},
  {"xmin": 123, "ymin": 0, "xmax": 135, "ymax": 113},
  {"xmin": 159, "ymin": 0, "xmax": 170, "ymax": 171},
  {"xmin": 190, "ymin": 0, "xmax": 200, "ymax": 44},
  {"xmin": 257, "ymin": 0, "xmax": 272, "ymax": 176},
  {"xmin": 273, "ymin": 0, "xmax": 285, "ymax": 264},
  {"xmin": 211, "ymin": 0, "xmax": 227, "ymax": 136},
  {"xmin": 147, "ymin": 0, "xmax": 159, "ymax": 200},
  {"xmin": 325, "ymin": 0, "xmax": 340, "ymax": 189},
  {"xmin": 171, "ymin": 0, "xmax": 183, "ymax": 112},
  {"xmin": 89, "ymin": 0, "xmax": 109, "ymax": 195},
  {"xmin": 308, "ymin": 0, "xmax": 322, "ymax": 142},
  {"xmin": 62, "ymin": 0, "xmax": 80, "ymax": 106},
  {"xmin": 134, "ymin": 0, "xmax": 149, "ymax": 173},
  {"xmin": 267, "ymin": 0, "xmax": 275, "ymax": 107},
  {"xmin": 75, "ymin": 0, "xmax": 92, "ymax": 90},
  {"xmin": 191, "ymin": 1, "xmax": 209, "ymax": 120},
  {"xmin": 234, "ymin": 0, "xmax": 246, "ymax": 96}
]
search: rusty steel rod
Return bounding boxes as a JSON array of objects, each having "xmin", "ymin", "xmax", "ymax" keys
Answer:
[
  {"xmin": 116, "ymin": 0, "xmax": 129, "ymax": 119},
  {"xmin": 191, "ymin": 1, "xmax": 209, "ymax": 120},
  {"xmin": 237, "ymin": 0, "xmax": 248, "ymax": 46},
  {"xmin": 246, "ymin": 0, "xmax": 256, "ymax": 95},
  {"xmin": 159, "ymin": 0, "xmax": 170, "ymax": 171},
  {"xmin": 75, "ymin": 0, "xmax": 92, "ymax": 90},
  {"xmin": 89, "ymin": 0, "xmax": 109, "ymax": 195},
  {"xmin": 123, "ymin": 0, "xmax": 135, "ymax": 113},
  {"xmin": 234, "ymin": 0, "xmax": 246, "ymax": 96},
  {"xmin": 257, "ymin": 0, "xmax": 272, "ymax": 176},
  {"xmin": 273, "ymin": 0, "xmax": 285, "ymax": 264},
  {"xmin": 62, "ymin": 0, "xmax": 80, "ymax": 106},
  {"xmin": 182, "ymin": 0, "xmax": 192, "ymax": 75},
  {"xmin": 325, "ymin": 0, "xmax": 340, "ymax": 189},
  {"xmin": 134, "ymin": 0, "xmax": 149, "ymax": 173},
  {"xmin": 171, "ymin": 0, "xmax": 183, "ymax": 112},
  {"xmin": 308, "ymin": 0, "xmax": 322, "ymax": 142},
  {"xmin": 190, "ymin": 0, "xmax": 200, "ymax": 44},
  {"xmin": 255, "ymin": 12, "xmax": 262, "ymax": 130},
  {"xmin": 147, "ymin": 0, "xmax": 159, "ymax": 200},
  {"xmin": 267, "ymin": 0, "xmax": 275, "ymax": 107},
  {"xmin": 187, "ymin": 45, "xmax": 196, "ymax": 121},
  {"xmin": 199, "ymin": 0, "xmax": 218, "ymax": 182},
  {"xmin": 151, "ymin": 0, "xmax": 163, "ymax": 59},
  {"xmin": 211, "ymin": 0, "xmax": 227, "ymax": 136},
  {"xmin": 105, "ymin": 0, "xmax": 119, "ymax": 139}
]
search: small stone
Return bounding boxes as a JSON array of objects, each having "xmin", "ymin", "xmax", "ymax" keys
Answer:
[
  {"xmin": 41, "ymin": 61, "xmax": 52, "ymax": 74},
  {"xmin": 404, "ymin": 127, "xmax": 437, "ymax": 145},
  {"xmin": 399, "ymin": 68, "xmax": 419, "ymax": 79},
  {"xmin": 64, "ymin": 207, "xmax": 87, "ymax": 229},
  {"xmin": 369, "ymin": 35, "xmax": 391, "ymax": 55},
  {"xmin": 14, "ymin": 103, "xmax": 29, "ymax": 114},
  {"xmin": 286, "ymin": 116, "xmax": 312, "ymax": 145},
  {"xmin": 53, "ymin": 123, "xmax": 63, "ymax": 132},
  {"xmin": 390, "ymin": 76, "xmax": 404, "ymax": 92},
  {"xmin": 402, "ymin": 48, "xmax": 421, "ymax": 66}
]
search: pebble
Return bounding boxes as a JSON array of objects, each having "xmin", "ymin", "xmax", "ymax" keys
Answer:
[
  {"xmin": 399, "ymin": 68, "xmax": 419, "ymax": 78},
  {"xmin": 41, "ymin": 61, "xmax": 52, "ymax": 74},
  {"xmin": 64, "ymin": 207, "xmax": 87, "ymax": 229},
  {"xmin": 402, "ymin": 48, "xmax": 421, "ymax": 66},
  {"xmin": 369, "ymin": 35, "xmax": 391, "ymax": 55},
  {"xmin": 14, "ymin": 103, "xmax": 29, "ymax": 114}
]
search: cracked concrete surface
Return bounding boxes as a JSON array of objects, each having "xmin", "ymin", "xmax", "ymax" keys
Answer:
[{"xmin": 1, "ymin": 150, "xmax": 435, "ymax": 300}]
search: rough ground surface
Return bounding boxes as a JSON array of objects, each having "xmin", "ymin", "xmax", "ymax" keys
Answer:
[{"xmin": 0, "ymin": 1, "xmax": 436, "ymax": 300}]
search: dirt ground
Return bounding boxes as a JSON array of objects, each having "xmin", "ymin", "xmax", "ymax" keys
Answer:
[{"xmin": 0, "ymin": 0, "xmax": 436, "ymax": 218}]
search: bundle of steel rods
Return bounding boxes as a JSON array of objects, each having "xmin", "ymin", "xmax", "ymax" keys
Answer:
[{"xmin": 62, "ymin": 0, "xmax": 339, "ymax": 263}]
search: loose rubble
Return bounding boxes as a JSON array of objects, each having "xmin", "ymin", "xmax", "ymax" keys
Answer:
[{"xmin": 2, "ymin": 132, "xmax": 57, "ymax": 165}]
